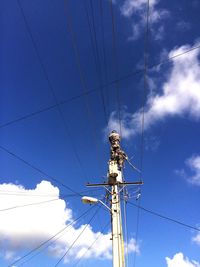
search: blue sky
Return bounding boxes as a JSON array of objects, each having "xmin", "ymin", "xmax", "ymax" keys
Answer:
[{"xmin": 0, "ymin": 0, "xmax": 200, "ymax": 266}]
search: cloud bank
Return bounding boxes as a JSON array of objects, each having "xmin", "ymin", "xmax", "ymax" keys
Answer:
[
  {"xmin": 0, "ymin": 180, "xmax": 138, "ymax": 264},
  {"xmin": 106, "ymin": 43, "xmax": 200, "ymax": 139},
  {"xmin": 166, "ymin": 252, "xmax": 200, "ymax": 267}
]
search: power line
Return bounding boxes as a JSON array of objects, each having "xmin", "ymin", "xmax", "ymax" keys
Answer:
[
  {"xmin": 99, "ymin": 0, "xmax": 110, "ymax": 116},
  {"xmin": 0, "ymin": 188, "xmax": 102, "ymax": 197},
  {"xmin": 0, "ymin": 197, "xmax": 59, "ymax": 212},
  {"xmin": 0, "ymin": 192, "xmax": 58, "ymax": 197},
  {"xmin": 127, "ymin": 201, "xmax": 200, "ymax": 232},
  {"xmin": 54, "ymin": 206, "xmax": 101, "ymax": 266},
  {"xmin": 17, "ymin": 207, "xmax": 99, "ymax": 267},
  {"xmin": 17, "ymin": 224, "xmax": 75, "ymax": 267},
  {"xmin": 134, "ymin": 2, "xmax": 150, "ymax": 266},
  {"xmin": 109, "ymin": 0, "xmax": 122, "ymax": 136},
  {"xmin": 17, "ymin": 207, "xmax": 100, "ymax": 267},
  {"xmin": 122, "ymin": 190, "xmax": 129, "ymax": 267},
  {"xmin": 89, "ymin": 0, "xmax": 108, "ymax": 124},
  {"xmin": 18, "ymin": 203, "xmax": 107, "ymax": 266},
  {"xmin": 140, "ymin": 0, "xmax": 150, "ymax": 179},
  {"xmin": 17, "ymin": 0, "xmax": 88, "ymax": 183},
  {"xmin": 83, "ymin": 0, "xmax": 108, "ymax": 125},
  {"xmin": 8, "ymin": 205, "xmax": 95, "ymax": 267},
  {"xmin": 0, "ymin": 104, "xmax": 58, "ymax": 129},
  {"xmin": 18, "ymin": 229, "xmax": 75, "ymax": 267},
  {"xmin": 0, "ymin": 90, "xmax": 95, "ymax": 129},
  {"xmin": 84, "ymin": 0, "xmax": 100, "ymax": 78},
  {"xmin": 0, "ymin": 145, "xmax": 82, "ymax": 197},
  {"xmin": 72, "ymin": 220, "xmax": 110, "ymax": 267},
  {"xmin": 64, "ymin": 0, "xmax": 98, "ymax": 132},
  {"xmin": 0, "ymin": 189, "xmax": 103, "ymax": 211},
  {"xmin": 64, "ymin": 0, "xmax": 104, "ymax": 175},
  {"xmin": 109, "ymin": 42, "xmax": 200, "ymax": 88},
  {"xmin": 1, "ymin": 43, "xmax": 200, "ymax": 131},
  {"xmin": 133, "ymin": 198, "xmax": 141, "ymax": 267}
]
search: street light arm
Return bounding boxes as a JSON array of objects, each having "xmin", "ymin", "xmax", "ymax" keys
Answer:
[
  {"xmin": 82, "ymin": 196, "xmax": 111, "ymax": 211},
  {"xmin": 98, "ymin": 200, "xmax": 111, "ymax": 212}
]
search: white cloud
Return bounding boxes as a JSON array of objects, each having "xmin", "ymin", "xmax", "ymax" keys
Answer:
[
  {"xmin": 121, "ymin": 0, "xmax": 157, "ymax": 18},
  {"xmin": 121, "ymin": 0, "xmax": 169, "ymax": 40},
  {"xmin": 176, "ymin": 155, "xmax": 200, "ymax": 186},
  {"xmin": 185, "ymin": 155, "xmax": 200, "ymax": 185},
  {"xmin": 106, "ymin": 43, "xmax": 200, "ymax": 139},
  {"xmin": 127, "ymin": 238, "xmax": 140, "ymax": 254},
  {"xmin": 166, "ymin": 252, "xmax": 200, "ymax": 267},
  {"xmin": 193, "ymin": 232, "xmax": 200, "ymax": 246},
  {"xmin": 0, "ymin": 181, "xmax": 139, "ymax": 263}
]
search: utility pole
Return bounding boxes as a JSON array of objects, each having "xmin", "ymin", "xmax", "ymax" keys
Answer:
[
  {"xmin": 83, "ymin": 131, "xmax": 143, "ymax": 267},
  {"xmin": 108, "ymin": 130, "xmax": 127, "ymax": 267},
  {"xmin": 111, "ymin": 183, "xmax": 124, "ymax": 267}
]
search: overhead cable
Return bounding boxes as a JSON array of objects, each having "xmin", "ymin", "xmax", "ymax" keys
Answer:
[
  {"xmin": 0, "ymin": 89, "xmax": 95, "ymax": 129},
  {"xmin": 90, "ymin": 0, "xmax": 108, "ymax": 124},
  {"xmin": 84, "ymin": 0, "xmax": 108, "ymax": 124},
  {"xmin": 0, "ymin": 188, "xmax": 102, "ymax": 197},
  {"xmin": 139, "ymin": 0, "xmax": 150, "ymax": 179},
  {"xmin": 127, "ymin": 201, "xmax": 200, "ymax": 232},
  {"xmin": 0, "ymin": 189, "xmax": 102, "ymax": 211},
  {"xmin": 109, "ymin": 0, "xmax": 122, "ymax": 136},
  {"xmin": 8, "ymin": 205, "xmax": 95, "ymax": 267},
  {"xmin": 122, "ymin": 189, "xmax": 129, "ymax": 267},
  {"xmin": 0, "ymin": 197, "xmax": 60, "ymax": 212},
  {"xmin": 72, "ymin": 220, "xmax": 110, "ymax": 267},
  {"xmin": 99, "ymin": 0, "xmax": 110, "ymax": 115},
  {"xmin": 64, "ymin": 0, "xmax": 104, "ymax": 174},
  {"xmin": 54, "ymin": 206, "xmax": 101, "ymax": 266},
  {"xmin": 134, "ymin": 2, "xmax": 150, "ymax": 267},
  {"xmin": 0, "ymin": 145, "xmax": 81, "ymax": 197},
  {"xmin": 133, "ymin": 198, "xmax": 141, "ymax": 267},
  {"xmin": 1, "ymin": 44, "xmax": 200, "ymax": 131},
  {"xmin": 17, "ymin": 0, "xmax": 88, "ymax": 183},
  {"xmin": 16, "ymin": 206, "xmax": 97, "ymax": 267},
  {"xmin": 109, "ymin": 42, "xmax": 200, "ymax": 88},
  {"xmin": 0, "ymin": 91, "xmax": 94, "ymax": 129}
]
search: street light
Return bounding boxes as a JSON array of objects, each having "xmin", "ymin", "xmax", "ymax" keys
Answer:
[
  {"xmin": 81, "ymin": 196, "xmax": 111, "ymax": 211},
  {"xmin": 81, "ymin": 196, "xmax": 98, "ymax": 204}
]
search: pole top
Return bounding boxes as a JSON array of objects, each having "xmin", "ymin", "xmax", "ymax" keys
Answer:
[{"xmin": 109, "ymin": 130, "xmax": 121, "ymax": 143}]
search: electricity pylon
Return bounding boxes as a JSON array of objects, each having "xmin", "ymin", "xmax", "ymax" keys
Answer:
[{"xmin": 83, "ymin": 131, "xmax": 143, "ymax": 267}]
